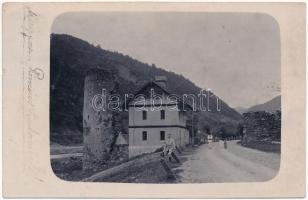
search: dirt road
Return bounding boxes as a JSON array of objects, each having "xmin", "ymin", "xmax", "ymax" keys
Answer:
[
  {"xmin": 175, "ymin": 140, "xmax": 280, "ymax": 183},
  {"xmin": 51, "ymin": 153, "xmax": 83, "ymax": 160}
]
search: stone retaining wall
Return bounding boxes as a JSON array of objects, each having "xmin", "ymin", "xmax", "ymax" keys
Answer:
[{"xmin": 243, "ymin": 111, "xmax": 281, "ymax": 144}]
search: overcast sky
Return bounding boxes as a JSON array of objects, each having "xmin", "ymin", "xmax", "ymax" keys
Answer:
[{"xmin": 52, "ymin": 12, "xmax": 281, "ymax": 108}]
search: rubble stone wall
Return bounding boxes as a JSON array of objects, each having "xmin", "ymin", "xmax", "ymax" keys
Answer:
[
  {"xmin": 109, "ymin": 145, "xmax": 129, "ymax": 163},
  {"xmin": 243, "ymin": 111, "xmax": 281, "ymax": 143},
  {"xmin": 83, "ymin": 69, "xmax": 116, "ymax": 170}
]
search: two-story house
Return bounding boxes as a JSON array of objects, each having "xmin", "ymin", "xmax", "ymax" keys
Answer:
[{"xmin": 127, "ymin": 76, "xmax": 192, "ymax": 158}]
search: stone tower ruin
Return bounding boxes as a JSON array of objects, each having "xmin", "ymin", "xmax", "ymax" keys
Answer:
[{"xmin": 82, "ymin": 69, "xmax": 115, "ymax": 170}]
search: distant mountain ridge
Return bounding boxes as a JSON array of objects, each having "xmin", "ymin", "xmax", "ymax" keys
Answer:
[
  {"xmin": 234, "ymin": 106, "xmax": 248, "ymax": 114},
  {"xmin": 50, "ymin": 34, "xmax": 242, "ymax": 143},
  {"xmin": 246, "ymin": 95, "xmax": 281, "ymax": 113}
]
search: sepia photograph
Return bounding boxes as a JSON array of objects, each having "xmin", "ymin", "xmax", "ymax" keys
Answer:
[
  {"xmin": 50, "ymin": 12, "xmax": 281, "ymax": 183},
  {"xmin": 3, "ymin": 2, "xmax": 306, "ymax": 197}
]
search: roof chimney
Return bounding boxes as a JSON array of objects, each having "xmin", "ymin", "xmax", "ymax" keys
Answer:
[{"xmin": 155, "ymin": 76, "xmax": 167, "ymax": 89}]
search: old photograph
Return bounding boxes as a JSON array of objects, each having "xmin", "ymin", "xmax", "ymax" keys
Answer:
[{"xmin": 50, "ymin": 12, "xmax": 281, "ymax": 183}]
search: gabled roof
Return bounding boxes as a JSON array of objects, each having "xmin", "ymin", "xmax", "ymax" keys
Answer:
[
  {"xmin": 124, "ymin": 81, "xmax": 193, "ymax": 110},
  {"xmin": 115, "ymin": 132, "xmax": 128, "ymax": 145},
  {"xmin": 134, "ymin": 81, "xmax": 171, "ymax": 95}
]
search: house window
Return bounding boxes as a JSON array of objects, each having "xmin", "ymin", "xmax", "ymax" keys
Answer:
[
  {"xmin": 161, "ymin": 110, "xmax": 165, "ymax": 120},
  {"xmin": 160, "ymin": 131, "xmax": 165, "ymax": 141},
  {"xmin": 142, "ymin": 131, "xmax": 147, "ymax": 141},
  {"xmin": 142, "ymin": 111, "xmax": 147, "ymax": 120}
]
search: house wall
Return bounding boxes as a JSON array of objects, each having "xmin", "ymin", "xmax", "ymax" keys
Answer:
[
  {"xmin": 129, "ymin": 107, "xmax": 182, "ymax": 126},
  {"xmin": 128, "ymin": 97, "xmax": 190, "ymax": 158},
  {"xmin": 129, "ymin": 95, "xmax": 188, "ymax": 126},
  {"xmin": 129, "ymin": 127, "xmax": 189, "ymax": 158}
]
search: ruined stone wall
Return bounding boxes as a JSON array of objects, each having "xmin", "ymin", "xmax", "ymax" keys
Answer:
[
  {"xmin": 83, "ymin": 69, "xmax": 130, "ymax": 170},
  {"xmin": 243, "ymin": 111, "xmax": 281, "ymax": 143},
  {"xmin": 109, "ymin": 145, "xmax": 129, "ymax": 163}
]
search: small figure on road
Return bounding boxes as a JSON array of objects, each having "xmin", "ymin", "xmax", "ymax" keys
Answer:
[
  {"xmin": 163, "ymin": 133, "xmax": 176, "ymax": 162},
  {"xmin": 241, "ymin": 126, "xmax": 247, "ymax": 145},
  {"xmin": 224, "ymin": 139, "xmax": 228, "ymax": 149},
  {"xmin": 207, "ymin": 134, "xmax": 213, "ymax": 149}
]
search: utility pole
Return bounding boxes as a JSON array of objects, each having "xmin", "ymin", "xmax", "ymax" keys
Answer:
[
  {"xmin": 191, "ymin": 112, "xmax": 195, "ymax": 145},
  {"xmin": 192, "ymin": 112, "xmax": 194, "ymax": 145}
]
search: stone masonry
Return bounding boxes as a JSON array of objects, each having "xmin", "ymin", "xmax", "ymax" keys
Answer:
[
  {"xmin": 243, "ymin": 111, "xmax": 281, "ymax": 144},
  {"xmin": 82, "ymin": 69, "xmax": 116, "ymax": 170}
]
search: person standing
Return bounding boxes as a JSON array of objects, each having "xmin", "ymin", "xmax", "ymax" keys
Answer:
[
  {"xmin": 224, "ymin": 139, "xmax": 228, "ymax": 149},
  {"xmin": 207, "ymin": 134, "xmax": 213, "ymax": 149},
  {"xmin": 163, "ymin": 133, "xmax": 176, "ymax": 161},
  {"xmin": 242, "ymin": 126, "xmax": 247, "ymax": 145}
]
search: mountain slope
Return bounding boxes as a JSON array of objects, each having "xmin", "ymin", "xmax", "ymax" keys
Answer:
[
  {"xmin": 247, "ymin": 96, "xmax": 281, "ymax": 112},
  {"xmin": 50, "ymin": 34, "xmax": 242, "ymax": 143},
  {"xmin": 234, "ymin": 107, "xmax": 248, "ymax": 114}
]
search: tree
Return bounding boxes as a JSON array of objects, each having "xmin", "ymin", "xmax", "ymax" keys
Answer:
[
  {"xmin": 236, "ymin": 123, "xmax": 244, "ymax": 139},
  {"xmin": 220, "ymin": 127, "xmax": 227, "ymax": 140}
]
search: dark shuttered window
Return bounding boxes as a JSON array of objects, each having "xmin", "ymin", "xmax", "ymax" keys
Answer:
[
  {"xmin": 142, "ymin": 111, "xmax": 147, "ymax": 120},
  {"xmin": 161, "ymin": 110, "xmax": 165, "ymax": 120},
  {"xmin": 142, "ymin": 131, "xmax": 147, "ymax": 141},
  {"xmin": 160, "ymin": 131, "xmax": 165, "ymax": 140}
]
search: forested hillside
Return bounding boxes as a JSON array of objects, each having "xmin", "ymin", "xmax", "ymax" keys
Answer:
[{"xmin": 50, "ymin": 34, "xmax": 242, "ymax": 144}]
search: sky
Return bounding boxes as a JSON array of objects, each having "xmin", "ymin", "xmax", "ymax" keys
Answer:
[{"xmin": 52, "ymin": 12, "xmax": 281, "ymax": 108}]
